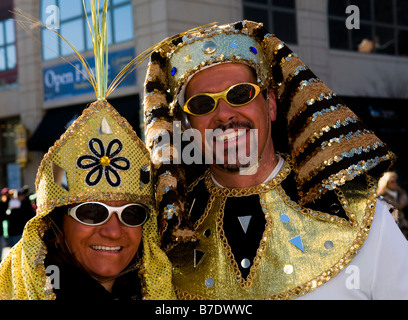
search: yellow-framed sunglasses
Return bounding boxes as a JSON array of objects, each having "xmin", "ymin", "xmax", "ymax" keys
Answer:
[{"xmin": 183, "ymin": 82, "xmax": 261, "ymax": 116}]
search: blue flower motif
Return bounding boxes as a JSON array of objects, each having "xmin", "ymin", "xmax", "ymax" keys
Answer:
[{"xmin": 77, "ymin": 138, "xmax": 130, "ymax": 187}]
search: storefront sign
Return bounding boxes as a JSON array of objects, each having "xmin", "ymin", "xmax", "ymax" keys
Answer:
[{"xmin": 43, "ymin": 47, "xmax": 136, "ymax": 102}]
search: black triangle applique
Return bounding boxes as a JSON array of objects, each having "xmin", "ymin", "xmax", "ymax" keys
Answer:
[{"xmin": 194, "ymin": 249, "xmax": 205, "ymax": 268}]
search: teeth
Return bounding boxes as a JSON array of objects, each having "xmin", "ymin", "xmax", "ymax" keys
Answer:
[
  {"xmin": 91, "ymin": 245, "xmax": 121, "ymax": 251},
  {"xmin": 215, "ymin": 129, "xmax": 246, "ymax": 142}
]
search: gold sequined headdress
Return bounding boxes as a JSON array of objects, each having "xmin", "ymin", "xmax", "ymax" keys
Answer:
[
  {"xmin": 35, "ymin": 101, "xmax": 153, "ymax": 213},
  {"xmin": 0, "ymin": 1, "xmax": 175, "ymax": 300},
  {"xmin": 143, "ymin": 20, "xmax": 396, "ymax": 247}
]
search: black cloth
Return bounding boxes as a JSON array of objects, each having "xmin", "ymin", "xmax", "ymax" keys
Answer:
[
  {"xmin": 223, "ymin": 195, "xmax": 266, "ymax": 279},
  {"xmin": 188, "ymin": 180, "xmax": 265, "ymax": 279},
  {"xmin": 7, "ymin": 197, "xmax": 36, "ymax": 236},
  {"xmin": 44, "ymin": 251, "xmax": 142, "ymax": 300}
]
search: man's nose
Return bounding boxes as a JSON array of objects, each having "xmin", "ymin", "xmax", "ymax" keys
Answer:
[{"xmin": 213, "ymin": 98, "xmax": 238, "ymax": 123}]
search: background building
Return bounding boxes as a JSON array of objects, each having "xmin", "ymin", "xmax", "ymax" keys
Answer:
[{"xmin": 1, "ymin": 0, "xmax": 408, "ymax": 194}]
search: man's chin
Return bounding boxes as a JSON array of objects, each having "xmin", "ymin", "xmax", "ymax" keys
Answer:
[{"xmin": 215, "ymin": 163, "xmax": 242, "ymax": 173}]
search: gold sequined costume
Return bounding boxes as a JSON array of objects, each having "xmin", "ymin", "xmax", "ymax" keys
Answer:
[
  {"xmin": 142, "ymin": 21, "xmax": 396, "ymax": 299},
  {"xmin": 169, "ymin": 157, "xmax": 377, "ymax": 299}
]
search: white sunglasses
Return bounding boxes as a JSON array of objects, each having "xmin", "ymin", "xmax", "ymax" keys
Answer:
[{"xmin": 67, "ymin": 202, "xmax": 149, "ymax": 227}]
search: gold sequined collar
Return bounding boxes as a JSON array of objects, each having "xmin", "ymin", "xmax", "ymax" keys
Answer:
[
  {"xmin": 199, "ymin": 156, "xmax": 358, "ymax": 228},
  {"xmin": 203, "ymin": 155, "xmax": 292, "ymax": 197}
]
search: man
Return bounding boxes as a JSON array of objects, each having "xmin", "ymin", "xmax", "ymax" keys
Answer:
[
  {"xmin": 6, "ymin": 188, "xmax": 36, "ymax": 248},
  {"xmin": 143, "ymin": 20, "xmax": 408, "ymax": 299}
]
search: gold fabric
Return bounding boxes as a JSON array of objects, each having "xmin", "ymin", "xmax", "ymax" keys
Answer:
[
  {"xmin": 169, "ymin": 160, "xmax": 377, "ymax": 299},
  {"xmin": 0, "ymin": 101, "xmax": 176, "ymax": 300}
]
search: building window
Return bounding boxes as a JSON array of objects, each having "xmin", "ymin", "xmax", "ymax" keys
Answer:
[
  {"xmin": 328, "ymin": 0, "xmax": 408, "ymax": 56},
  {"xmin": 0, "ymin": 0, "xmax": 18, "ymax": 85},
  {"xmin": 40, "ymin": 0, "xmax": 134, "ymax": 61},
  {"xmin": 243, "ymin": 0, "xmax": 297, "ymax": 44},
  {"xmin": 0, "ymin": 19, "xmax": 16, "ymax": 72}
]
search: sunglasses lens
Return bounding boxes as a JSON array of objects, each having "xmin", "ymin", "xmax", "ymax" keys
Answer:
[
  {"xmin": 227, "ymin": 84, "xmax": 257, "ymax": 105},
  {"xmin": 121, "ymin": 205, "xmax": 149, "ymax": 226},
  {"xmin": 187, "ymin": 95, "xmax": 215, "ymax": 115},
  {"xmin": 75, "ymin": 203, "xmax": 109, "ymax": 225}
]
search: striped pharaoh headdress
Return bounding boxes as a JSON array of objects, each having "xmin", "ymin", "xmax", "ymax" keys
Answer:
[{"xmin": 143, "ymin": 20, "xmax": 396, "ymax": 247}]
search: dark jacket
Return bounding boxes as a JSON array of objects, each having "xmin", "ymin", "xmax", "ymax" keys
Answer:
[
  {"xmin": 7, "ymin": 197, "xmax": 35, "ymax": 236},
  {"xmin": 0, "ymin": 201, "xmax": 7, "ymax": 237}
]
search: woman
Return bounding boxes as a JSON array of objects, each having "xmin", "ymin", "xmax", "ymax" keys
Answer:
[{"xmin": 0, "ymin": 102, "xmax": 176, "ymax": 300}]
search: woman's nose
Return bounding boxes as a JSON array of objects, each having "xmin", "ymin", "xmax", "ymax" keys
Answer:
[{"xmin": 99, "ymin": 212, "xmax": 122, "ymax": 239}]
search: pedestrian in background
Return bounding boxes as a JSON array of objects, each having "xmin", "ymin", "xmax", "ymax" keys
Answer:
[
  {"xmin": 6, "ymin": 188, "xmax": 35, "ymax": 248},
  {"xmin": 377, "ymin": 171, "xmax": 408, "ymax": 238},
  {"xmin": 0, "ymin": 188, "xmax": 9, "ymax": 260}
]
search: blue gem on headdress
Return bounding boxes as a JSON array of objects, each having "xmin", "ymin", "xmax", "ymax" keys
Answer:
[
  {"xmin": 230, "ymin": 42, "xmax": 238, "ymax": 49},
  {"xmin": 249, "ymin": 46, "xmax": 257, "ymax": 55},
  {"xmin": 202, "ymin": 41, "xmax": 217, "ymax": 54},
  {"xmin": 171, "ymin": 67, "xmax": 177, "ymax": 76}
]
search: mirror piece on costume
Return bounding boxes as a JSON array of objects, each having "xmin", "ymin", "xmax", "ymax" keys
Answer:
[
  {"xmin": 51, "ymin": 162, "xmax": 69, "ymax": 191},
  {"xmin": 289, "ymin": 235, "xmax": 304, "ymax": 252},
  {"xmin": 205, "ymin": 278, "xmax": 214, "ymax": 287},
  {"xmin": 324, "ymin": 240, "xmax": 334, "ymax": 250},
  {"xmin": 238, "ymin": 215, "xmax": 252, "ymax": 234},
  {"xmin": 241, "ymin": 258, "xmax": 251, "ymax": 269},
  {"xmin": 97, "ymin": 117, "xmax": 114, "ymax": 135}
]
